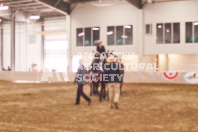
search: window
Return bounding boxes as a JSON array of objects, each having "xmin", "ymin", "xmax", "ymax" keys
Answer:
[
  {"xmin": 156, "ymin": 23, "xmax": 163, "ymax": 44},
  {"xmin": 173, "ymin": 23, "xmax": 180, "ymax": 43},
  {"xmin": 76, "ymin": 27, "xmax": 100, "ymax": 46},
  {"xmin": 116, "ymin": 26, "xmax": 124, "ymax": 45},
  {"xmin": 125, "ymin": 25, "xmax": 133, "ymax": 45},
  {"xmin": 186, "ymin": 21, "xmax": 198, "ymax": 43},
  {"xmin": 76, "ymin": 28, "xmax": 84, "ymax": 46},
  {"xmin": 145, "ymin": 24, "xmax": 152, "ymax": 35},
  {"xmin": 93, "ymin": 27, "xmax": 100, "ymax": 46},
  {"xmin": 156, "ymin": 23, "xmax": 180, "ymax": 44},
  {"xmin": 107, "ymin": 25, "xmax": 133, "ymax": 45},
  {"xmin": 165, "ymin": 23, "xmax": 171, "ymax": 44},
  {"xmin": 195, "ymin": 22, "xmax": 198, "ymax": 43},
  {"xmin": 84, "ymin": 28, "xmax": 91, "ymax": 46},
  {"xmin": 107, "ymin": 26, "xmax": 115, "ymax": 45},
  {"xmin": 186, "ymin": 22, "xmax": 193, "ymax": 43}
]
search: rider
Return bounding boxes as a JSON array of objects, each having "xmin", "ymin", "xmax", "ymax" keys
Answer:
[{"xmin": 96, "ymin": 40, "xmax": 105, "ymax": 56}]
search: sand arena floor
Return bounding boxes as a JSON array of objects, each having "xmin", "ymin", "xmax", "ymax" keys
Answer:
[{"xmin": 0, "ymin": 81, "xmax": 198, "ymax": 132}]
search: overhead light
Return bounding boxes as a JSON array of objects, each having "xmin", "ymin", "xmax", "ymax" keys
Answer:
[
  {"xmin": 107, "ymin": 31, "xmax": 113, "ymax": 35},
  {"xmin": 124, "ymin": 25, "xmax": 131, "ymax": 29},
  {"xmin": 91, "ymin": 0, "xmax": 113, "ymax": 7},
  {"xmin": 93, "ymin": 27, "xmax": 99, "ymax": 30},
  {"xmin": 78, "ymin": 32, "xmax": 84, "ymax": 37},
  {"xmin": 166, "ymin": 29, "xmax": 170, "ymax": 33},
  {"xmin": 158, "ymin": 25, "xmax": 162, "ymax": 28},
  {"xmin": 147, "ymin": 0, "xmax": 154, "ymax": 4},
  {"xmin": 30, "ymin": 15, "xmax": 40, "ymax": 20},
  {"xmin": 0, "ymin": 5, "xmax": 9, "ymax": 10},
  {"xmin": 194, "ymin": 22, "xmax": 198, "ymax": 26},
  {"xmin": 122, "ymin": 35, "xmax": 128, "ymax": 39},
  {"xmin": 0, "ymin": 19, "xmax": 1, "ymax": 23}
]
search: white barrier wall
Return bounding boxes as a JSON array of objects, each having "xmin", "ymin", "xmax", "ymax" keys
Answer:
[
  {"xmin": 0, "ymin": 71, "xmax": 198, "ymax": 85},
  {"xmin": 168, "ymin": 54, "xmax": 198, "ymax": 71}
]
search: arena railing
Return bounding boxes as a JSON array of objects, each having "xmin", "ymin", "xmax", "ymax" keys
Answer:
[{"xmin": 0, "ymin": 65, "xmax": 197, "ymax": 84}]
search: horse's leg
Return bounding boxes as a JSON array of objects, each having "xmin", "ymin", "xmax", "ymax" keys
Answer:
[
  {"xmin": 103, "ymin": 86, "xmax": 106, "ymax": 99},
  {"xmin": 99, "ymin": 84, "xmax": 102, "ymax": 102},
  {"xmin": 94, "ymin": 81, "xmax": 98, "ymax": 96},
  {"xmin": 99, "ymin": 81, "xmax": 103, "ymax": 101},
  {"xmin": 95, "ymin": 81, "xmax": 99, "ymax": 96},
  {"xmin": 93, "ymin": 81, "xmax": 96, "ymax": 95},
  {"xmin": 102, "ymin": 82, "xmax": 106, "ymax": 99},
  {"xmin": 90, "ymin": 82, "xmax": 93, "ymax": 96}
]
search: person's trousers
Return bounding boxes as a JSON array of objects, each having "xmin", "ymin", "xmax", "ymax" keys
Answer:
[
  {"xmin": 93, "ymin": 81, "xmax": 99, "ymax": 95},
  {"xmin": 108, "ymin": 83, "xmax": 120, "ymax": 106},
  {"xmin": 76, "ymin": 84, "xmax": 91, "ymax": 104},
  {"xmin": 99, "ymin": 81, "xmax": 106, "ymax": 101}
]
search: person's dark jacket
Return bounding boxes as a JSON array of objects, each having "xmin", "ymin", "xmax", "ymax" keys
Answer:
[
  {"xmin": 74, "ymin": 64, "xmax": 87, "ymax": 85},
  {"xmin": 97, "ymin": 45, "xmax": 105, "ymax": 54},
  {"xmin": 105, "ymin": 62, "xmax": 123, "ymax": 83},
  {"xmin": 100, "ymin": 59, "xmax": 107, "ymax": 73}
]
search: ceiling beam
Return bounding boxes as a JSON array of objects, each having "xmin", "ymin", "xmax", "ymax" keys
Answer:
[
  {"xmin": 14, "ymin": 6, "xmax": 47, "ymax": 10},
  {"xmin": 69, "ymin": 0, "xmax": 97, "ymax": 3},
  {"xmin": 3, "ymin": 0, "xmax": 34, "ymax": 5},
  {"xmin": 8, "ymin": 3, "xmax": 42, "ymax": 8},
  {"xmin": 34, "ymin": 0, "xmax": 70, "ymax": 15},
  {"xmin": 126, "ymin": 0, "xmax": 142, "ymax": 9}
]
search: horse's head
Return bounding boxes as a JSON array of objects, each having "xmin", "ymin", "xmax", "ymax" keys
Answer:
[
  {"xmin": 102, "ymin": 50, "xmax": 114, "ymax": 59},
  {"xmin": 94, "ymin": 53, "xmax": 100, "ymax": 58}
]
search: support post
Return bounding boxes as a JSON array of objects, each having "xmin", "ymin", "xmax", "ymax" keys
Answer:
[
  {"xmin": 137, "ymin": 10, "xmax": 144, "ymax": 68},
  {"xmin": 0, "ymin": 24, "xmax": 3, "ymax": 70},
  {"xmin": 41, "ymin": 20, "xmax": 45, "ymax": 71},
  {"xmin": 66, "ymin": 15, "xmax": 72, "ymax": 81},
  {"xmin": 11, "ymin": 10, "xmax": 16, "ymax": 71}
]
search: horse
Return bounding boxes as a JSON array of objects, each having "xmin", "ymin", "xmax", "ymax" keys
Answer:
[
  {"xmin": 88, "ymin": 51, "xmax": 108, "ymax": 101},
  {"xmin": 89, "ymin": 51, "xmax": 125, "ymax": 99},
  {"xmin": 89, "ymin": 53, "xmax": 100, "ymax": 96}
]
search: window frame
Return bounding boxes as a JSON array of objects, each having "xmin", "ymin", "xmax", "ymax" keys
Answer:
[
  {"xmin": 185, "ymin": 21, "xmax": 198, "ymax": 44},
  {"xmin": 76, "ymin": 28, "xmax": 84, "ymax": 47},
  {"xmin": 107, "ymin": 25, "xmax": 133, "ymax": 46},
  {"xmin": 145, "ymin": 24, "xmax": 152, "ymax": 35},
  {"xmin": 156, "ymin": 22, "xmax": 180, "ymax": 44},
  {"xmin": 107, "ymin": 26, "xmax": 115, "ymax": 46},
  {"xmin": 76, "ymin": 26, "xmax": 100, "ymax": 47},
  {"xmin": 173, "ymin": 23, "xmax": 180, "ymax": 44}
]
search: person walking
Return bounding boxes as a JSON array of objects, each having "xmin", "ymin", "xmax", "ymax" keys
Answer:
[
  {"xmin": 74, "ymin": 59, "xmax": 91, "ymax": 105},
  {"xmin": 105, "ymin": 54, "xmax": 123, "ymax": 109}
]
